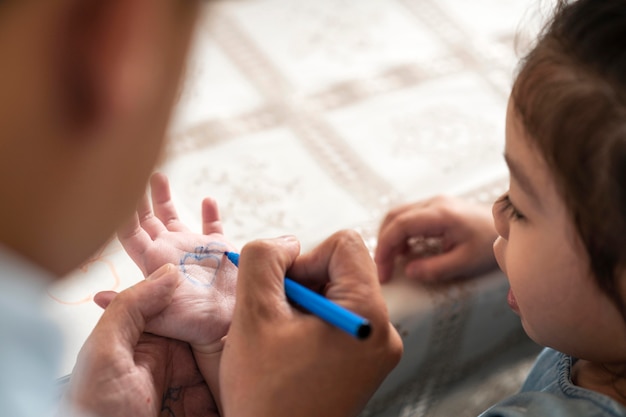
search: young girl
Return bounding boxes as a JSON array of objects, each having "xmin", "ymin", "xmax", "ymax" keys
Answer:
[{"xmin": 376, "ymin": 0, "xmax": 626, "ymax": 415}]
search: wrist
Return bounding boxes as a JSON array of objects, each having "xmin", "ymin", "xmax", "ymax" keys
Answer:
[
  {"xmin": 192, "ymin": 338, "xmax": 225, "ymax": 415},
  {"xmin": 191, "ymin": 336, "xmax": 226, "ymax": 356}
]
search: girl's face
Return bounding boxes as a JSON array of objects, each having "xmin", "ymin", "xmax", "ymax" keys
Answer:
[{"xmin": 492, "ymin": 99, "xmax": 626, "ymax": 362}]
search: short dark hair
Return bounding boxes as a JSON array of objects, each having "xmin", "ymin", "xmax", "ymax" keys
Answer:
[{"xmin": 512, "ymin": 0, "xmax": 626, "ymax": 317}]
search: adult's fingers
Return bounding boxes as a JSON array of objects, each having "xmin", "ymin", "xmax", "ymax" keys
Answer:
[
  {"xmin": 221, "ymin": 232, "xmax": 403, "ymax": 417},
  {"xmin": 288, "ymin": 230, "xmax": 388, "ymax": 323},
  {"xmin": 235, "ymin": 236, "xmax": 301, "ymax": 323},
  {"xmin": 93, "ymin": 290, "xmax": 118, "ymax": 309},
  {"xmin": 86, "ymin": 264, "xmax": 178, "ymax": 353}
]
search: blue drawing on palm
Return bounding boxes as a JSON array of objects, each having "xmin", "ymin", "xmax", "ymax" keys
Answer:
[{"xmin": 179, "ymin": 242, "xmax": 227, "ymax": 287}]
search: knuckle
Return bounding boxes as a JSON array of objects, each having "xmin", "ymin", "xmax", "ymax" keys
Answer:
[
  {"xmin": 328, "ymin": 229, "xmax": 364, "ymax": 245},
  {"xmin": 336, "ymin": 228, "xmax": 364, "ymax": 242},
  {"xmin": 428, "ymin": 194, "xmax": 447, "ymax": 205},
  {"xmin": 431, "ymin": 194, "xmax": 454, "ymax": 208},
  {"xmin": 396, "ymin": 210, "xmax": 416, "ymax": 228},
  {"xmin": 241, "ymin": 239, "xmax": 276, "ymax": 259},
  {"xmin": 385, "ymin": 204, "xmax": 405, "ymax": 220},
  {"xmin": 369, "ymin": 322, "xmax": 404, "ymax": 372}
]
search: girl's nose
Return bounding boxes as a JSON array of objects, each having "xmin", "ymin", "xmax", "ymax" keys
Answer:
[{"xmin": 492, "ymin": 194, "xmax": 510, "ymax": 241}]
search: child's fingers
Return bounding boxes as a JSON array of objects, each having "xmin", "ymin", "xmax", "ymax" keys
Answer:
[
  {"xmin": 202, "ymin": 197, "xmax": 223, "ymax": 235},
  {"xmin": 150, "ymin": 173, "xmax": 190, "ymax": 233},
  {"xmin": 136, "ymin": 191, "xmax": 167, "ymax": 239},
  {"xmin": 117, "ymin": 212, "xmax": 152, "ymax": 271},
  {"xmin": 375, "ymin": 207, "xmax": 447, "ymax": 282},
  {"xmin": 405, "ymin": 254, "xmax": 457, "ymax": 282},
  {"xmin": 404, "ymin": 244, "xmax": 478, "ymax": 282}
]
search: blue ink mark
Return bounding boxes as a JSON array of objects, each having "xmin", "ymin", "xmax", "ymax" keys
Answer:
[{"xmin": 179, "ymin": 242, "xmax": 227, "ymax": 288}]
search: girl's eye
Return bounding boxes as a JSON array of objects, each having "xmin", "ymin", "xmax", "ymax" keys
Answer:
[{"xmin": 496, "ymin": 194, "xmax": 525, "ymax": 221}]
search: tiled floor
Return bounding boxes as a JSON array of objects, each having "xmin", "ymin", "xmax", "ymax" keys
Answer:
[{"xmin": 48, "ymin": 1, "xmax": 547, "ymax": 415}]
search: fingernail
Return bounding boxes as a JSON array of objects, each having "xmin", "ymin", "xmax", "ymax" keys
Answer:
[{"xmin": 147, "ymin": 263, "xmax": 173, "ymax": 281}]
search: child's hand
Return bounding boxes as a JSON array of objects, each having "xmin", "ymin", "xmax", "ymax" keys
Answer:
[
  {"xmin": 96, "ymin": 172, "xmax": 237, "ymax": 352},
  {"xmin": 375, "ymin": 195, "xmax": 498, "ymax": 283},
  {"xmin": 94, "ymin": 172, "xmax": 237, "ymax": 413}
]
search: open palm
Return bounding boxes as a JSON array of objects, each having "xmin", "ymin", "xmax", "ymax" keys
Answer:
[{"xmin": 117, "ymin": 173, "xmax": 238, "ymax": 352}]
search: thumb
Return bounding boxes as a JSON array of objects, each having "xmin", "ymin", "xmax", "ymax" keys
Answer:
[
  {"xmin": 93, "ymin": 290, "xmax": 118, "ymax": 309},
  {"xmin": 90, "ymin": 263, "xmax": 178, "ymax": 350},
  {"xmin": 235, "ymin": 236, "xmax": 301, "ymax": 320}
]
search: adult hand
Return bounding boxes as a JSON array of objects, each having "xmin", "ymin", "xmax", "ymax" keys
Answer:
[
  {"xmin": 63, "ymin": 264, "xmax": 219, "ymax": 417},
  {"xmin": 220, "ymin": 230, "xmax": 403, "ymax": 417},
  {"xmin": 375, "ymin": 195, "xmax": 498, "ymax": 283}
]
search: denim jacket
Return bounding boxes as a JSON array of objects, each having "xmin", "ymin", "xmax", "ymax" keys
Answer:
[{"xmin": 480, "ymin": 348, "xmax": 626, "ymax": 417}]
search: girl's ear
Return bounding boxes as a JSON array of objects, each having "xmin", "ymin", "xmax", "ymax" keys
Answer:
[{"xmin": 58, "ymin": 0, "xmax": 158, "ymax": 131}]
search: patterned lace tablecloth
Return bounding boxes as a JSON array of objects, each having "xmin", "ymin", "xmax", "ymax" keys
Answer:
[{"xmin": 47, "ymin": 1, "xmax": 546, "ymax": 415}]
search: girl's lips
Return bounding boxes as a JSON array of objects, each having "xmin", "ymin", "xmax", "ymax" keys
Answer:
[{"xmin": 507, "ymin": 288, "xmax": 520, "ymax": 315}]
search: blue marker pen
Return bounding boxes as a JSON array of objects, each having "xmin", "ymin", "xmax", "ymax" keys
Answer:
[{"xmin": 224, "ymin": 251, "xmax": 371, "ymax": 340}]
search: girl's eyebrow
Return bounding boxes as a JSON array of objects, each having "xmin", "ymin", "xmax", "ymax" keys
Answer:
[{"xmin": 504, "ymin": 153, "xmax": 542, "ymax": 208}]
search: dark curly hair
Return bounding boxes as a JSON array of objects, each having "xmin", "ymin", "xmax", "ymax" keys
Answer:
[{"xmin": 511, "ymin": 0, "xmax": 626, "ymax": 318}]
